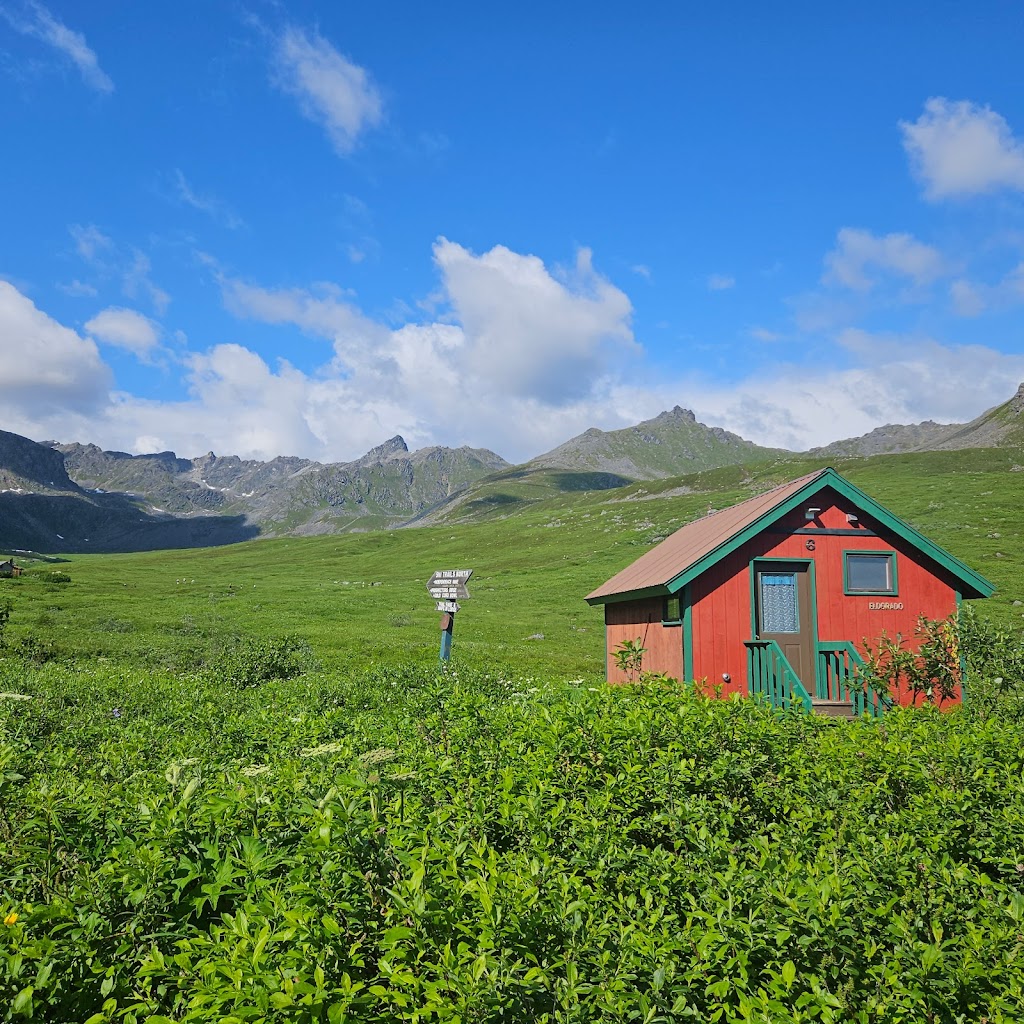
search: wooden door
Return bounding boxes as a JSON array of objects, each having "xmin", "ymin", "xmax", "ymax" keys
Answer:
[{"xmin": 755, "ymin": 562, "xmax": 815, "ymax": 687}]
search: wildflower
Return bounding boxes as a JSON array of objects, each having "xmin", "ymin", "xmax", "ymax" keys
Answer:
[
  {"xmin": 3, "ymin": 912, "xmax": 17, "ymax": 926},
  {"xmin": 111, "ymin": 708, "xmax": 122, "ymax": 719}
]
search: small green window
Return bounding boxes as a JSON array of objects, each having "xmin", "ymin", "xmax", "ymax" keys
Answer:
[
  {"xmin": 663, "ymin": 595, "xmax": 682, "ymax": 624},
  {"xmin": 844, "ymin": 552, "xmax": 897, "ymax": 595}
]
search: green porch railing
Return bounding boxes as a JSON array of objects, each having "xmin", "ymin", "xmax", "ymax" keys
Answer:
[
  {"xmin": 744, "ymin": 640, "xmax": 813, "ymax": 712},
  {"xmin": 816, "ymin": 641, "xmax": 889, "ymax": 718}
]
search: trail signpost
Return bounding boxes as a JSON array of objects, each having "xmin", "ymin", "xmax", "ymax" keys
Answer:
[{"xmin": 427, "ymin": 569, "xmax": 472, "ymax": 661}]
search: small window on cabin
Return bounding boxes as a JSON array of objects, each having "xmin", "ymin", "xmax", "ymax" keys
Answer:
[
  {"xmin": 845, "ymin": 552, "xmax": 897, "ymax": 595},
  {"xmin": 662, "ymin": 595, "xmax": 682, "ymax": 624}
]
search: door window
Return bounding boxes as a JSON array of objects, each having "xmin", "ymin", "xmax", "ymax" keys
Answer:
[{"xmin": 759, "ymin": 572, "xmax": 799, "ymax": 633}]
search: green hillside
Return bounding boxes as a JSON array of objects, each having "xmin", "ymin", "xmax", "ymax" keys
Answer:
[
  {"xmin": 528, "ymin": 405, "xmax": 786, "ymax": 479},
  {"xmin": 3, "ymin": 445, "xmax": 1021, "ymax": 678}
]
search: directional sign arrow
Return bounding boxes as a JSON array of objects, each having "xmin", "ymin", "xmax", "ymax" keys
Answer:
[{"xmin": 426, "ymin": 569, "xmax": 473, "ymax": 599}]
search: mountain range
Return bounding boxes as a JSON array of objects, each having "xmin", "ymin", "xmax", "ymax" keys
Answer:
[{"xmin": 2, "ymin": 383, "xmax": 1022, "ymax": 553}]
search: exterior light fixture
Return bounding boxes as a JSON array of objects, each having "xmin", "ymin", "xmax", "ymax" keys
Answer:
[
  {"xmin": 805, "ymin": 507, "xmax": 822, "ymax": 521},
  {"xmin": 846, "ymin": 513, "xmax": 859, "ymax": 524}
]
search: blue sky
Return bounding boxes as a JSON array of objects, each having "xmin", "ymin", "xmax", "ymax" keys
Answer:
[{"xmin": 2, "ymin": 1, "xmax": 1024, "ymax": 463}]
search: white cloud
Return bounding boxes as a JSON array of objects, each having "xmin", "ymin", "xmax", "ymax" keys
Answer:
[
  {"xmin": 901, "ymin": 97, "xmax": 1024, "ymax": 199},
  {"xmin": 824, "ymin": 227, "xmax": 946, "ymax": 291},
  {"xmin": 273, "ymin": 26, "xmax": 383, "ymax": 155},
  {"xmin": 172, "ymin": 170, "xmax": 243, "ymax": 229},
  {"xmin": 434, "ymin": 239, "xmax": 637, "ymax": 402},
  {"xmin": 58, "ymin": 279, "xmax": 98, "ymax": 297},
  {"xmin": 84, "ymin": 307, "xmax": 160, "ymax": 356},
  {"xmin": 1, "ymin": 1, "xmax": 113, "ymax": 93},
  {"xmin": 6, "ymin": 241, "xmax": 1023, "ymax": 468},
  {"xmin": 950, "ymin": 278, "xmax": 986, "ymax": 317},
  {"xmin": 67, "ymin": 225, "xmax": 170, "ymax": 314},
  {"xmin": 69, "ymin": 223, "xmax": 114, "ymax": 265},
  {"xmin": 208, "ymin": 241, "xmax": 638, "ymax": 457},
  {"xmin": 0, "ymin": 280, "xmax": 111, "ymax": 421},
  {"xmin": 749, "ymin": 327, "xmax": 781, "ymax": 342},
  {"xmin": 121, "ymin": 250, "xmax": 170, "ymax": 314},
  {"xmin": 631, "ymin": 264, "xmax": 651, "ymax": 279},
  {"xmin": 707, "ymin": 274, "xmax": 735, "ymax": 291},
  {"xmin": 629, "ymin": 331, "xmax": 1024, "ymax": 453}
]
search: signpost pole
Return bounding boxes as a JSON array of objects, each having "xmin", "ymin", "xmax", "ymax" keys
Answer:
[{"xmin": 439, "ymin": 612, "xmax": 454, "ymax": 663}]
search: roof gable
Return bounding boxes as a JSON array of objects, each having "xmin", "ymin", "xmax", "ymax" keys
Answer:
[{"xmin": 586, "ymin": 467, "xmax": 994, "ymax": 604}]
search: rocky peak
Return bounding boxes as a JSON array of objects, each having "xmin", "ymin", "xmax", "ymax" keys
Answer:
[
  {"xmin": 0, "ymin": 430, "xmax": 77, "ymax": 491},
  {"xmin": 358, "ymin": 435, "xmax": 410, "ymax": 464},
  {"xmin": 654, "ymin": 406, "xmax": 697, "ymax": 424}
]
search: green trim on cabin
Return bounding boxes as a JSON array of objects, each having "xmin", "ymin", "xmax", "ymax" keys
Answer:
[
  {"xmin": 842, "ymin": 549, "xmax": 898, "ymax": 596},
  {"xmin": 653, "ymin": 468, "xmax": 994, "ymax": 600},
  {"xmin": 602, "ymin": 605, "xmax": 608, "ymax": 675},
  {"xmin": 955, "ymin": 589, "xmax": 967, "ymax": 703},
  {"xmin": 682, "ymin": 584, "xmax": 694, "ymax": 681}
]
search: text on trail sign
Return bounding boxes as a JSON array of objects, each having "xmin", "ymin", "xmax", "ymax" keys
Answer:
[{"xmin": 426, "ymin": 568, "xmax": 473, "ymax": 601}]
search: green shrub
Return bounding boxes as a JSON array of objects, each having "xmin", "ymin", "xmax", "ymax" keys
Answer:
[{"xmin": 205, "ymin": 634, "xmax": 317, "ymax": 689}]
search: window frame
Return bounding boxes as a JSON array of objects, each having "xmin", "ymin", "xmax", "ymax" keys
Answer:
[
  {"xmin": 843, "ymin": 550, "xmax": 898, "ymax": 596},
  {"xmin": 662, "ymin": 594, "xmax": 683, "ymax": 626}
]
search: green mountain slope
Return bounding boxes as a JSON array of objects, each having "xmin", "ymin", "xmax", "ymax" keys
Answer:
[{"xmin": 529, "ymin": 405, "xmax": 786, "ymax": 479}]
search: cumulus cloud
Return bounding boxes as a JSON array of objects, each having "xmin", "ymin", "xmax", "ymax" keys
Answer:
[
  {"xmin": 658, "ymin": 331, "xmax": 1024, "ymax": 452},
  {"xmin": 0, "ymin": 280, "xmax": 111, "ymax": 421},
  {"xmin": 84, "ymin": 307, "xmax": 160, "ymax": 356},
  {"xmin": 901, "ymin": 98, "xmax": 1024, "ymax": 199},
  {"xmin": 209, "ymin": 241, "xmax": 638, "ymax": 456},
  {"xmin": 434, "ymin": 239, "xmax": 637, "ymax": 402},
  {"xmin": 6, "ymin": 241, "xmax": 1023, "ymax": 467},
  {"xmin": 824, "ymin": 227, "xmax": 947, "ymax": 291},
  {"xmin": 1, "ymin": 1, "xmax": 113, "ymax": 92},
  {"xmin": 273, "ymin": 26, "xmax": 383, "ymax": 155}
]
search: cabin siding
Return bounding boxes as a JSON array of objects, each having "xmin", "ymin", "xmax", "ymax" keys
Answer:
[{"xmin": 604, "ymin": 598, "xmax": 683, "ymax": 683}]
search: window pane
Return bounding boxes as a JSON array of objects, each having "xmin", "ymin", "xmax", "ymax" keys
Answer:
[
  {"xmin": 760, "ymin": 573, "xmax": 798, "ymax": 632},
  {"xmin": 847, "ymin": 554, "xmax": 892, "ymax": 592}
]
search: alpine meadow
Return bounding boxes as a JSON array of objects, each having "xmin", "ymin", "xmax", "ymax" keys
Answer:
[{"xmin": 4, "ymin": 440, "xmax": 1024, "ymax": 1022}]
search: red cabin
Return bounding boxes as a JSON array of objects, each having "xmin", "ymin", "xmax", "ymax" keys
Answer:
[{"xmin": 585, "ymin": 468, "xmax": 994, "ymax": 714}]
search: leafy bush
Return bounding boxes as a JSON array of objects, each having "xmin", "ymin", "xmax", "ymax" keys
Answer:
[
  {"xmin": 41, "ymin": 570, "xmax": 71, "ymax": 585},
  {"xmin": 861, "ymin": 614, "xmax": 962, "ymax": 706},
  {"xmin": 204, "ymin": 634, "xmax": 318, "ymax": 689},
  {"xmin": 4, "ymin": 663, "xmax": 1024, "ymax": 1021}
]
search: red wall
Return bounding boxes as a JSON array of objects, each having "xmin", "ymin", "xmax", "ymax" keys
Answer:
[
  {"xmin": 605, "ymin": 486, "xmax": 966, "ymax": 705},
  {"xmin": 605, "ymin": 597, "xmax": 683, "ymax": 683}
]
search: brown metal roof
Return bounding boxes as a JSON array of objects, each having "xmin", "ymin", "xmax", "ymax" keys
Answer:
[{"xmin": 586, "ymin": 469, "xmax": 827, "ymax": 603}]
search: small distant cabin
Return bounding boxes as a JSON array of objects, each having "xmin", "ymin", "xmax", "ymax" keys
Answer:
[
  {"xmin": 0, "ymin": 560, "xmax": 22, "ymax": 578},
  {"xmin": 586, "ymin": 468, "xmax": 994, "ymax": 715}
]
